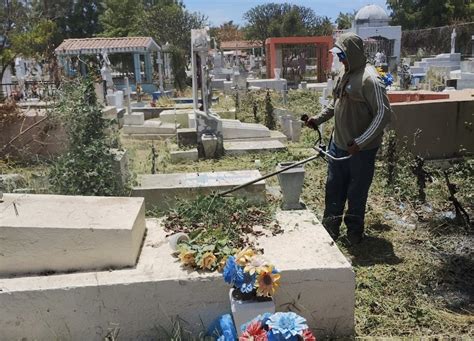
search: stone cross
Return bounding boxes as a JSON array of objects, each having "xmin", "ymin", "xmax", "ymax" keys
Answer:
[{"xmin": 451, "ymin": 28, "xmax": 456, "ymax": 54}]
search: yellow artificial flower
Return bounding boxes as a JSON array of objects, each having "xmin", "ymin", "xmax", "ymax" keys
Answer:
[
  {"xmin": 256, "ymin": 266, "xmax": 281, "ymax": 297},
  {"xmin": 217, "ymin": 256, "xmax": 228, "ymax": 272},
  {"xmin": 244, "ymin": 255, "xmax": 268, "ymax": 275},
  {"xmin": 376, "ymin": 67, "xmax": 386, "ymax": 78},
  {"xmin": 199, "ymin": 252, "xmax": 217, "ymax": 270},
  {"xmin": 235, "ymin": 248, "xmax": 255, "ymax": 266},
  {"xmin": 178, "ymin": 250, "xmax": 195, "ymax": 266}
]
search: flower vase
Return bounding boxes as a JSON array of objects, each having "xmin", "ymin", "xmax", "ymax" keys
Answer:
[
  {"xmin": 229, "ymin": 288, "xmax": 275, "ymax": 336},
  {"xmin": 276, "ymin": 162, "xmax": 305, "ymax": 210}
]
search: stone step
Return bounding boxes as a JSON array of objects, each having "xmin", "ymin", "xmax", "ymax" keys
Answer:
[
  {"xmin": 0, "ymin": 194, "xmax": 145, "ymax": 277},
  {"xmin": 132, "ymin": 170, "xmax": 266, "ymax": 210},
  {"xmin": 224, "ymin": 140, "xmax": 287, "ymax": 156}
]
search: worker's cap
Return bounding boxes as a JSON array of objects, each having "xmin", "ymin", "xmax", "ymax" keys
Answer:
[{"xmin": 330, "ymin": 46, "xmax": 346, "ymax": 60}]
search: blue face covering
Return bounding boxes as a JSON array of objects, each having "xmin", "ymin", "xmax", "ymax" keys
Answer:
[{"xmin": 337, "ymin": 52, "xmax": 346, "ymax": 61}]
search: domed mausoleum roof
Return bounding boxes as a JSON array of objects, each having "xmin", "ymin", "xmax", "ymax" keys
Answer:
[{"xmin": 355, "ymin": 4, "xmax": 389, "ymax": 25}]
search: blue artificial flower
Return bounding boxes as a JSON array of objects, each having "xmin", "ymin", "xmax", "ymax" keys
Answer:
[
  {"xmin": 266, "ymin": 312, "xmax": 308, "ymax": 340},
  {"xmin": 240, "ymin": 272, "xmax": 256, "ymax": 294},
  {"xmin": 223, "ymin": 256, "xmax": 244, "ymax": 287},
  {"xmin": 223, "ymin": 256, "xmax": 236, "ymax": 284},
  {"xmin": 382, "ymin": 73, "xmax": 394, "ymax": 87}
]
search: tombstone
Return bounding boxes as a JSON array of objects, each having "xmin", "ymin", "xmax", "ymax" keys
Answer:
[
  {"xmin": 472, "ymin": 35, "xmax": 474, "ymax": 57},
  {"xmin": 451, "ymin": 29, "xmax": 456, "ymax": 54},
  {"xmin": 191, "ymin": 28, "xmax": 224, "ymax": 158}
]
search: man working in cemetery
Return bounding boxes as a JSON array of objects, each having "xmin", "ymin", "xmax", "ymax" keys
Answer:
[{"xmin": 306, "ymin": 32, "xmax": 391, "ymax": 244}]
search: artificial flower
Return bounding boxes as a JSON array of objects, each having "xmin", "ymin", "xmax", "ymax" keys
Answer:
[
  {"xmin": 235, "ymin": 248, "xmax": 255, "ymax": 266},
  {"xmin": 240, "ymin": 272, "xmax": 256, "ymax": 293},
  {"xmin": 199, "ymin": 252, "xmax": 217, "ymax": 270},
  {"xmin": 240, "ymin": 321, "xmax": 268, "ymax": 341},
  {"xmin": 256, "ymin": 266, "xmax": 280, "ymax": 297},
  {"xmin": 223, "ymin": 256, "xmax": 244, "ymax": 287},
  {"xmin": 241, "ymin": 313, "xmax": 273, "ymax": 334},
  {"xmin": 178, "ymin": 249, "xmax": 195, "ymax": 266},
  {"xmin": 244, "ymin": 255, "xmax": 268, "ymax": 275},
  {"xmin": 266, "ymin": 312, "xmax": 308, "ymax": 340},
  {"xmin": 301, "ymin": 329, "xmax": 316, "ymax": 341},
  {"xmin": 217, "ymin": 256, "xmax": 228, "ymax": 272}
]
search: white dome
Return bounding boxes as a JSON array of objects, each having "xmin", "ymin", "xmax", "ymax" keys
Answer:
[{"xmin": 355, "ymin": 4, "xmax": 389, "ymax": 22}]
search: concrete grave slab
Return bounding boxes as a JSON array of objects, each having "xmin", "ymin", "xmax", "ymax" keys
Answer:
[
  {"xmin": 170, "ymin": 149, "xmax": 199, "ymax": 163},
  {"xmin": 123, "ymin": 120, "xmax": 179, "ymax": 135},
  {"xmin": 0, "ymin": 194, "xmax": 145, "ymax": 277},
  {"xmin": 0, "ymin": 210, "xmax": 354, "ymax": 340},
  {"xmin": 224, "ymin": 140, "xmax": 287, "ymax": 156},
  {"xmin": 132, "ymin": 170, "xmax": 266, "ymax": 210},
  {"xmin": 221, "ymin": 119, "xmax": 271, "ymax": 139},
  {"xmin": 159, "ymin": 109, "xmax": 193, "ymax": 128},
  {"xmin": 123, "ymin": 112, "xmax": 145, "ymax": 126}
]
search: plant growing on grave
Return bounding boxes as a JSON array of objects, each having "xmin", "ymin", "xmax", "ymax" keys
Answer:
[
  {"xmin": 164, "ymin": 195, "xmax": 281, "ymax": 272},
  {"xmin": 49, "ymin": 77, "xmax": 127, "ymax": 196},
  {"xmin": 264, "ymin": 89, "xmax": 276, "ymax": 130},
  {"xmin": 223, "ymin": 248, "xmax": 281, "ymax": 300}
]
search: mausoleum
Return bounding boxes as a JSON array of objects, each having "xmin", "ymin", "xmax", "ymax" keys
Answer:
[{"xmin": 351, "ymin": 4, "xmax": 402, "ymax": 68}]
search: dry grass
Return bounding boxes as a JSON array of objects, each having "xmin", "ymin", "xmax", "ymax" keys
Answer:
[{"xmin": 122, "ymin": 129, "xmax": 473, "ymax": 338}]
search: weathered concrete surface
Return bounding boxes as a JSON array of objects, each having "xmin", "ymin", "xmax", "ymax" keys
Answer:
[
  {"xmin": 170, "ymin": 148, "xmax": 199, "ymax": 163},
  {"xmin": 159, "ymin": 109, "xmax": 193, "ymax": 128},
  {"xmin": 132, "ymin": 170, "xmax": 266, "ymax": 210},
  {"xmin": 0, "ymin": 194, "xmax": 145, "ymax": 277},
  {"xmin": 122, "ymin": 120, "xmax": 179, "ymax": 135},
  {"xmin": 224, "ymin": 140, "xmax": 287, "ymax": 156},
  {"xmin": 0, "ymin": 210, "xmax": 354, "ymax": 340},
  {"xmin": 221, "ymin": 119, "xmax": 271, "ymax": 139},
  {"xmin": 390, "ymin": 96, "xmax": 474, "ymax": 158},
  {"xmin": 123, "ymin": 112, "xmax": 145, "ymax": 126}
]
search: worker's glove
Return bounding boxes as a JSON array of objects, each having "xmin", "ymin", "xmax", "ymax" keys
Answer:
[
  {"xmin": 347, "ymin": 140, "xmax": 360, "ymax": 155},
  {"xmin": 301, "ymin": 114, "xmax": 318, "ymax": 130}
]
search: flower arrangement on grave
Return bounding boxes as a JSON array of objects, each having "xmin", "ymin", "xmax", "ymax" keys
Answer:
[
  {"xmin": 240, "ymin": 312, "xmax": 316, "ymax": 341},
  {"xmin": 223, "ymin": 248, "xmax": 281, "ymax": 300},
  {"xmin": 376, "ymin": 67, "xmax": 394, "ymax": 87},
  {"xmin": 164, "ymin": 195, "xmax": 282, "ymax": 272}
]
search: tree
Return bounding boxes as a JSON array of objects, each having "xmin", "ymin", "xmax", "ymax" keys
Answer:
[
  {"xmin": 99, "ymin": 0, "xmax": 143, "ymax": 37},
  {"xmin": 335, "ymin": 11, "xmax": 355, "ymax": 30},
  {"xmin": 138, "ymin": 1, "xmax": 206, "ymax": 90},
  {"xmin": 213, "ymin": 21, "xmax": 244, "ymax": 44},
  {"xmin": 387, "ymin": 0, "xmax": 474, "ymax": 30},
  {"xmin": 32, "ymin": 0, "xmax": 104, "ymax": 41},
  {"xmin": 140, "ymin": 1, "xmax": 207, "ymax": 53},
  {"xmin": 243, "ymin": 3, "xmax": 333, "ymax": 47},
  {"xmin": 0, "ymin": 1, "xmax": 56, "ymax": 81}
]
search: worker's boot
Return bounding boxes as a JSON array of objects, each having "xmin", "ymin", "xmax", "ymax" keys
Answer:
[{"xmin": 322, "ymin": 215, "xmax": 342, "ymax": 241}]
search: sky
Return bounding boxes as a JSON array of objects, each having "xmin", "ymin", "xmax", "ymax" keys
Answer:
[{"xmin": 183, "ymin": 0, "xmax": 391, "ymax": 27}]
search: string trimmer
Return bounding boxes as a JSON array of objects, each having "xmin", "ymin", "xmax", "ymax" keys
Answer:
[{"xmin": 218, "ymin": 114, "xmax": 351, "ymax": 197}]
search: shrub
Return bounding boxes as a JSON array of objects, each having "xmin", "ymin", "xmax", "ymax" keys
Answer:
[{"xmin": 49, "ymin": 78, "xmax": 125, "ymax": 196}]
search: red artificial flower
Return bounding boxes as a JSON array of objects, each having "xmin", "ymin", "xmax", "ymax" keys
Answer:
[
  {"xmin": 239, "ymin": 321, "xmax": 268, "ymax": 341},
  {"xmin": 302, "ymin": 329, "xmax": 316, "ymax": 341}
]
